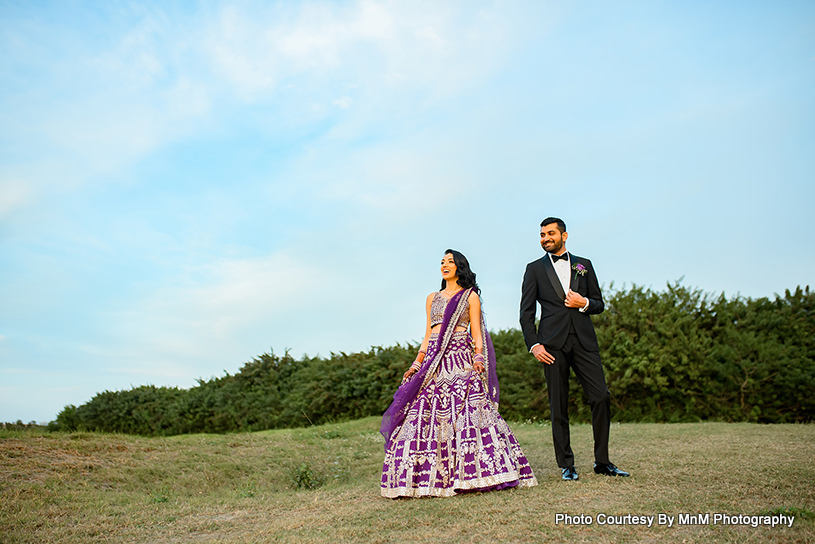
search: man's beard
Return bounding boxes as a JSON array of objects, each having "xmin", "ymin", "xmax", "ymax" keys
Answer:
[{"xmin": 543, "ymin": 239, "xmax": 563, "ymax": 254}]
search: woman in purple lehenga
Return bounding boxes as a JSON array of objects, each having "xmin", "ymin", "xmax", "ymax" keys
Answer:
[{"xmin": 380, "ymin": 250, "xmax": 537, "ymax": 498}]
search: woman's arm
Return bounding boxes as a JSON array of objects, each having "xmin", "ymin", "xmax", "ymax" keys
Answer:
[
  {"xmin": 419, "ymin": 293, "xmax": 433, "ymax": 353},
  {"xmin": 403, "ymin": 293, "xmax": 434, "ymax": 382},
  {"xmin": 468, "ymin": 292, "xmax": 485, "ymax": 373}
]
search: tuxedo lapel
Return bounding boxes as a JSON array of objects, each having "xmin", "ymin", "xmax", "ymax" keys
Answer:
[
  {"xmin": 569, "ymin": 255, "xmax": 579, "ymax": 292},
  {"xmin": 542, "ymin": 256, "xmax": 566, "ymax": 301}
]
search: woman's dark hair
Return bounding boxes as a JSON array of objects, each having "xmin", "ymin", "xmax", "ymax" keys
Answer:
[{"xmin": 441, "ymin": 249, "xmax": 480, "ymax": 295}]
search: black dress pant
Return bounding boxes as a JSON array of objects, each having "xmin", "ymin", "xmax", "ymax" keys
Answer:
[{"xmin": 543, "ymin": 332, "xmax": 611, "ymax": 468}]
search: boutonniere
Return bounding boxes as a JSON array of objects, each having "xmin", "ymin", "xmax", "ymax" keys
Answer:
[{"xmin": 572, "ymin": 263, "xmax": 588, "ymax": 278}]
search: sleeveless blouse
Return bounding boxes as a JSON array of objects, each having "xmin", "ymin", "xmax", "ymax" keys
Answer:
[{"xmin": 430, "ymin": 291, "xmax": 471, "ymax": 329}]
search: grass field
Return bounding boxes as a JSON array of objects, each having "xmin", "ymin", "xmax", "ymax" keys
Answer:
[{"xmin": 1, "ymin": 418, "xmax": 813, "ymax": 543}]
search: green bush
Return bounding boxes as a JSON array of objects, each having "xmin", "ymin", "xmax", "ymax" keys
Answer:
[{"xmin": 53, "ymin": 284, "xmax": 814, "ymax": 435}]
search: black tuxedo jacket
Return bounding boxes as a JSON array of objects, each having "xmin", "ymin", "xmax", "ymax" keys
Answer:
[{"xmin": 520, "ymin": 253, "xmax": 605, "ymax": 352}]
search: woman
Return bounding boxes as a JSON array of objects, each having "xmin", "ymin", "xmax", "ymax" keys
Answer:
[{"xmin": 380, "ymin": 250, "xmax": 537, "ymax": 498}]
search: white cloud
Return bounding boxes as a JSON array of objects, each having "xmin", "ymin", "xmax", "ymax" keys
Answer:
[
  {"xmin": 205, "ymin": 1, "xmax": 396, "ymax": 96},
  {"xmin": 179, "ymin": 253, "xmax": 320, "ymax": 337},
  {"xmin": 103, "ymin": 251, "xmax": 328, "ymax": 369},
  {"xmin": 204, "ymin": 0, "xmax": 507, "ymax": 104},
  {"xmin": 0, "ymin": 180, "xmax": 31, "ymax": 219},
  {"xmin": 333, "ymin": 96, "xmax": 353, "ymax": 109},
  {"xmin": 163, "ymin": 76, "xmax": 212, "ymax": 118},
  {"xmin": 1, "ymin": 0, "xmax": 511, "ymax": 208},
  {"xmin": 1, "ymin": 8, "xmax": 216, "ymax": 192}
]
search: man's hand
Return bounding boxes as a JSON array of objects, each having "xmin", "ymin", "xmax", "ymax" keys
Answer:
[
  {"xmin": 565, "ymin": 289, "xmax": 587, "ymax": 309},
  {"xmin": 531, "ymin": 344, "xmax": 555, "ymax": 365}
]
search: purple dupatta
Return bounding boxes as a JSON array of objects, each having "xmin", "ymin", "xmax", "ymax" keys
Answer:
[{"xmin": 380, "ymin": 288, "xmax": 500, "ymax": 449}]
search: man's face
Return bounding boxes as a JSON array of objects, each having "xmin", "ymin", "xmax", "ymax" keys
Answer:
[{"xmin": 540, "ymin": 223, "xmax": 567, "ymax": 254}]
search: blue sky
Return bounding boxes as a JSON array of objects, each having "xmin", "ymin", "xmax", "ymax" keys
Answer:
[{"xmin": 1, "ymin": 1, "xmax": 813, "ymax": 423}]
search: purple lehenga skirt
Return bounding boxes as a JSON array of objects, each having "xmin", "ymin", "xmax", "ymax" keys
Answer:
[{"xmin": 381, "ymin": 331, "xmax": 538, "ymax": 498}]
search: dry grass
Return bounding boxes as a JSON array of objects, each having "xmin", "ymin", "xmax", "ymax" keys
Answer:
[{"xmin": 1, "ymin": 419, "xmax": 813, "ymax": 543}]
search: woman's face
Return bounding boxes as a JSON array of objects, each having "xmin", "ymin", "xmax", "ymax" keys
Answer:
[{"xmin": 441, "ymin": 253, "xmax": 458, "ymax": 284}]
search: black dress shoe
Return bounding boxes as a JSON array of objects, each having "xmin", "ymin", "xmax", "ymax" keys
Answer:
[
  {"xmin": 561, "ymin": 466, "xmax": 578, "ymax": 481},
  {"xmin": 593, "ymin": 462, "xmax": 630, "ymax": 477}
]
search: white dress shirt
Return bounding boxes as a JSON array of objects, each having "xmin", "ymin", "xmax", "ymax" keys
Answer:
[
  {"xmin": 549, "ymin": 251, "xmax": 572, "ymax": 295},
  {"xmin": 548, "ymin": 251, "xmax": 590, "ymax": 313}
]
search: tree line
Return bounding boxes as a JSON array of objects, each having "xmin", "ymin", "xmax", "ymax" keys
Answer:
[{"xmin": 51, "ymin": 283, "xmax": 814, "ymax": 435}]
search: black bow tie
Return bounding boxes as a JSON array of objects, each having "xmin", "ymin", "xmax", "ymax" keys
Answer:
[{"xmin": 551, "ymin": 253, "xmax": 568, "ymax": 263}]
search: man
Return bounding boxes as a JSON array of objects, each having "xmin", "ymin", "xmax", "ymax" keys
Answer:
[{"xmin": 519, "ymin": 217, "xmax": 629, "ymax": 481}]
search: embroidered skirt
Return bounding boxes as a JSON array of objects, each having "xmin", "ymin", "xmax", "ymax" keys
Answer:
[{"xmin": 381, "ymin": 332, "xmax": 538, "ymax": 498}]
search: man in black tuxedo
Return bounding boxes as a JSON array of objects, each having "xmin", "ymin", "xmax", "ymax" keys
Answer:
[{"xmin": 520, "ymin": 217, "xmax": 629, "ymax": 480}]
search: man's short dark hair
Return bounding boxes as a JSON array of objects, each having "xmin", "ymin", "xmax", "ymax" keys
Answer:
[{"xmin": 540, "ymin": 217, "xmax": 566, "ymax": 234}]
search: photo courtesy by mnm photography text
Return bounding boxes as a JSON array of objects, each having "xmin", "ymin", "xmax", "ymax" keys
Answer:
[{"xmin": 555, "ymin": 512, "xmax": 796, "ymax": 528}]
